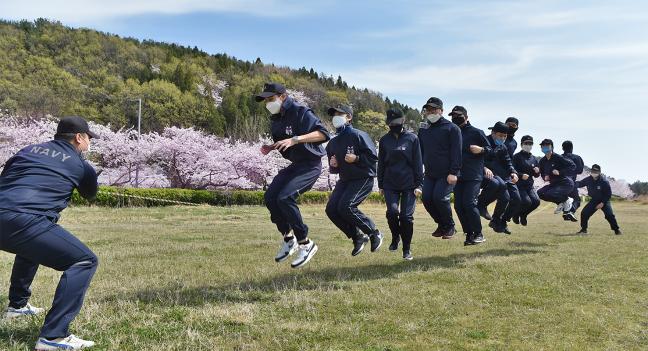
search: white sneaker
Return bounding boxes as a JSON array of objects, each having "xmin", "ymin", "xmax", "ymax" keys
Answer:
[
  {"xmin": 4, "ymin": 303, "xmax": 44, "ymax": 319},
  {"xmin": 275, "ymin": 236, "xmax": 297, "ymax": 263},
  {"xmin": 554, "ymin": 202, "xmax": 564, "ymax": 214},
  {"xmin": 291, "ymin": 240, "xmax": 318, "ymax": 269},
  {"xmin": 562, "ymin": 197, "xmax": 574, "ymax": 213},
  {"xmin": 35, "ymin": 335, "xmax": 95, "ymax": 350}
]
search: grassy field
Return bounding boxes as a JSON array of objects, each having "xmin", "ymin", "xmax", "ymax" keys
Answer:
[{"xmin": 0, "ymin": 201, "xmax": 647, "ymax": 350}]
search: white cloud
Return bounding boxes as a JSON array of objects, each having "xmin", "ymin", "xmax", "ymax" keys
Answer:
[{"xmin": 0, "ymin": 0, "xmax": 309, "ymax": 23}]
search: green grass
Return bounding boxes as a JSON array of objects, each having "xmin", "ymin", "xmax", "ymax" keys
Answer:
[{"xmin": 1, "ymin": 202, "xmax": 647, "ymax": 350}]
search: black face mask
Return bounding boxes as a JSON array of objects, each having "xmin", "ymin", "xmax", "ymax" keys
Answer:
[
  {"xmin": 451, "ymin": 116, "xmax": 466, "ymax": 126},
  {"xmin": 389, "ymin": 125, "xmax": 403, "ymax": 134},
  {"xmin": 508, "ymin": 126, "xmax": 518, "ymax": 135}
]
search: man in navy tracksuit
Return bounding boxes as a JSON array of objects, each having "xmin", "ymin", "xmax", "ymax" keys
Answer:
[
  {"xmin": 512, "ymin": 135, "xmax": 541, "ymax": 226},
  {"xmin": 255, "ymin": 83, "xmax": 330, "ymax": 269},
  {"xmin": 562, "ymin": 140, "xmax": 584, "ymax": 220},
  {"xmin": 484, "ymin": 122, "xmax": 520, "ymax": 234},
  {"xmin": 0, "ymin": 117, "xmax": 99, "ymax": 350},
  {"xmin": 449, "ymin": 106, "xmax": 491, "ymax": 246},
  {"xmin": 418, "ymin": 97, "xmax": 462, "ymax": 239},
  {"xmin": 537, "ymin": 139, "xmax": 578, "ymax": 221},
  {"xmin": 504, "ymin": 117, "xmax": 519, "ymax": 158},
  {"xmin": 575, "ymin": 164, "xmax": 621, "ymax": 235},
  {"xmin": 326, "ymin": 105, "xmax": 383, "ymax": 256},
  {"xmin": 377, "ymin": 108, "xmax": 423, "ymax": 260}
]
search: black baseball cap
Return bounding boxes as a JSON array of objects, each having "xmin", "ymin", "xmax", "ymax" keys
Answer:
[
  {"xmin": 505, "ymin": 117, "xmax": 519, "ymax": 125},
  {"xmin": 488, "ymin": 121, "xmax": 509, "ymax": 134},
  {"xmin": 562, "ymin": 140, "xmax": 573, "ymax": 151},
  {"xmin": 386, "ymin": 107, "xmax": 404, "ymax": 122},
  {"xmin": 327, "ymin": 105, "xmax": 354, "ymax": 118},
  {"xmin": 423, "ymin": 97, "xmax": 443, "ymax": 109},
  {"xmin": 591, "ymin": 164, "xmax": 601, "ymax": 172},
  {"xmin": 540, "ymin": 138, "xmax": 554, "ymax": 147},
  {"xmin": 56, "ymin": 116, "xmax": 98, "ymax": 139},
  {"xmin": 448, "ymin": 105, "xmax": 467, "ymax": 116},
  {"xmin": 254, "ymin": 82, "xmax": 286, "ymax": 102},
  {"xmin": 521, "ymin": 135, "xmax": 533, "ymax": 144}
]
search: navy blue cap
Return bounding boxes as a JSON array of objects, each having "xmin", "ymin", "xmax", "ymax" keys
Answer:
[
  {"xmin": 591, "ymin": 164, "xmax": 601, "ymax": 172},
  {"xmin": 423, "ymin": 97, "xmax": 443, "ymax": 109},
  {"xmin": 56, "ymin": 116, "xmax": 98, "ymax": 139},
  {"xmin": 521, "ymin": 135, "xmax": 533, "ymax": 143},
  {"xmin": 540, "ymin": 138, "xmax": 554, "ymax": 147},
  {"xmin": 448, "ymin": 105, "xmax": 467, "ymax": 116},
  {"xmin": 254, "ymin": 82, "xmax": 287, "ymax": 102},
  {"xmin": 488, "ymin": 121, "xmax": 509, "ymax": 134},
  {"xmin": 327, "ymin": 105, "xmax": 354, "ymax": 118},
  {"xmin": 505, "ymin": 117, "xmax": 519, "ymax": 125},
  {"xmin": 386, "ymin": 107, "xmax": 404, "ymax": 121}
]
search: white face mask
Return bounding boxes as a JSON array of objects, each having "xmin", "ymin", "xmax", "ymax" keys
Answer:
[
  {"xmin": 332, "ymin": 115, "xmax": 348, "ymax": 129},
  {"xmin": 425, "ymin": 113, "xmax": 442, "ymax": 124},
  {"xmin": 265, "ymin": 99, "xmax": 282, "ymax": 114},
  {"xmin": 521, "ymin": 144, "xmax": 532, "ymax": 153},
  {"xmin": 591, "ymin": 173, "xmax": 600, "ymax": 179}
]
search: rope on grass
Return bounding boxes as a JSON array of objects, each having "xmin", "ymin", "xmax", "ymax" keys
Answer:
[{"xmin": 97, "ymin": 190, "xmax": 201, "ymax": 206}]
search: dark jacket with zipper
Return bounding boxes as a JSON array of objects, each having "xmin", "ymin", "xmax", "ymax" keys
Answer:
[
  {"xmin": 377, "ymin": 128, "xmax": 423, "ymax": 191},
  {"xmin": 326, "ymin": 125, "xmax": 378, "ymax": 181},
  {"xmin": 417, "ymin": 117, "xmax": 462, "ymax": 178}
]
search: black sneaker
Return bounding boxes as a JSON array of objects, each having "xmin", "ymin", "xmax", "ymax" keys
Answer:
[
  {"xmin": 512, "ymin": 216, "xmax": 520, "ymax": 225},
  {"xmin": 388, "ymin": 239, "xmax": 399, "ymax": 252},
  {"xmin": 614, "ymin": 229, "xmax": 622, "ymax": 235},
  {"xmin": 577, "ymin": 228, "xmax": 588, "ymax": 234},
  {"xmin": 402, "ymin": 250, "xmax": 413, "ymax": 261},
  {"xmin": 562, "ymin": 212, "xmax": 578, "ymax": 222},
  {"xmin": 442, "ymin": 226, "xmax": 456, "ymax": 239},
  {"xmin": 520, "ymin": 215, "xmax": 528, "ymax": 226},
  {"xmin": 502, "ymin": 226, "xmax": 512, "ymax": 235},
  {"xmin": 472, "ymin": 233, "xmax": 485, "ymax": 244},
  {"xmin": 479, "ymin": 206, "xmax": 493, "ymax": 220},
  {"xmin": 432, "ymin": 226, "xmax": 444, "ymax": 237},
  {"xmin": 488, "ymin": 220, "xmax": 497, "ymax": 229},
  {"xmin": 370, "ymin": 231, "xmax": 384, "ymax": 252},
  {"xmin": 352, "ymin": 234, "xmax": 369, "ymax": 256},
  {"xmin": 464, "ymin": 233, "xmax": 475, "ymax": 246}
]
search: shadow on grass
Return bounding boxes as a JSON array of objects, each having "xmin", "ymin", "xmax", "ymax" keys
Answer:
[
  {"xmin": 0, "ymin": 321, "xmax": 41, "ymax": 346},
  {"xmin": 114, "ymin": 248, "xmax": 542, "ymax": 307}
]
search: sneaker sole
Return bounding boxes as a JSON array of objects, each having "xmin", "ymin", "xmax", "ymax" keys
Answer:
[
  {"xmin": 274, "ymin": 246, "xmax": 297, "ymax": 263},
  {"xmin": 403, "ymin": 256, "xmax": 413, "ymax": 261},
  {"xmin": 371, "ymin": 237, "xmax": 383, "ymax": 252},
  {"xmin": 352, "ymin": 243, "xmax": 366, "ymax": 256},
  {"xmin": 291, "ymin": 245, "xmax": 318, "ymax": 268}
]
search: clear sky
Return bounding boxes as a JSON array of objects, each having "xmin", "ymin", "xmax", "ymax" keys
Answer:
[{"xmin": 2, "ymin": 0, "xmax": 647, "ymax": 181}]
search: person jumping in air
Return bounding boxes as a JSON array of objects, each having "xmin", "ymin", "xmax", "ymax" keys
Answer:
[{"xmin": 575, "ymin": 164, "xmax": 621, "ymax": 235}]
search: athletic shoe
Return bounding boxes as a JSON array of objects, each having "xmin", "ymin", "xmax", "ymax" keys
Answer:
[
  {"xmin": 512, "ymin": 216, "xmax": 520, "ymax": 225},
  {"xmin": 442, "ymin": 227, "xmax": 456, "ymax": 239},
  {"xmin": 291, "ymin": 241, "xmax": 318, "ymax": 268},
  {"xmin": 402, "ymin": 250, "xmax": 413, "ymax": 261},
  {"xmin": 554, "ymin": 203, "xmax": 564, "ymax": 214},
  {"xmin": 577, "ymin": 228, "xmax": 588, "ymax": 234},
  {"xmin": 562, "ymin": 212, "xmax": 578, "ymax": 222},
  {"xmin": 464, "ymin": 233, "xmax": 475, "ymax": 246},
  {"xmin": 370, "ymin": 231, "xmax": 384, "ymax": 252},
  {"xmin": 274, "ymin": 236, "xmax": 297, "ymax": 263},
  {"xmin": 4, "ymin": 303, "xmax": 44, "ymax": 319},
  {"xmin": 352, "ymin": 234, "xmax": 369, "ymax": 256},
  {"xmin": 562, "ymin": 198, "xmax": 574, "ymax": 213},
  {"xmin": 520, "ymin": 215, "xmax": 528, "ymax": 226},
  {"xmin": 35, "ymin": 335, "xmax": 95, "ymax": 350},
  {"xmin": 432, "ymin": 226, "xmax": 444, "ymax": 237},
  {"xmin": 472, "ymin": 233, "xmax": 485, "ymax": 244},
  {"xmin": 478, "ymin": 206, "xmax": 493, "ymax": 220},
  {"xmin": 388, "ymin": 239, "xmax": 399, "ymax": 252},
  {"xmin": 614, "ymin": 229, "xmax": 622, "ymax": 235}
]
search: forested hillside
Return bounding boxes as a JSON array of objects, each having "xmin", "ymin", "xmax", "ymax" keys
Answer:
[{"xmin": 0, "ymin": 19, "xmax": 419, "ymax": 141}]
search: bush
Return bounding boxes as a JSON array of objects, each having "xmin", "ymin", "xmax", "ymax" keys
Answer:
[{"xmin": 71, "ymin": 186, "xmax": 417, "ymax": 207}]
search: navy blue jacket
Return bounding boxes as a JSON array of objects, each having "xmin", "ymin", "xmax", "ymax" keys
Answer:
[
  {"xmin": 418, "ymin": 117, "xmax": 462, "ymax": 178},
  {"xmin": 377, "ymin": 128, "xmax": 423, "ymax": 191},
  {"xmin": 485, "ymin": 135, "xmax": 517, "ymax": 181},
  {"xmin": 576, "ymin": 176, "xmax": 612, "ymax": 204},
  {"xmin": 539, "ymin": 153, "xmax": 576, "ymax": 183},
  {"xmin": 505, "ymin": 136, "xmax": 517, "ymax": 159},
  {"xmin": 0, "ymin": 140, "xmax": 98, "ymax": 220},
  {"xmin": 513, "ymin": 150, "xmax": 540, "ymax": 189},
  {"xmin": 458, "ymin": 122, "xmax": 491, "ymax": 182},
  {"xmin": 562, "ymin": 152, "xmax": 584, "ymax": 180},
  {"xmin": 326, "ymin": 125, "xmax": 378, "ymax": 181},
  {"xmin": 270, "ymin": 97, "xmax": 330, "ymax": 163}
]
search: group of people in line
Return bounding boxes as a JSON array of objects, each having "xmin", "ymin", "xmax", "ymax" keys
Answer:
[
  {"xmin": 0, "ymin": 82, "xmax": 622, "ymax": 350},
  {"xmin": 256, "ymin": 82, "xmax": 622, "ymax": 267}
]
